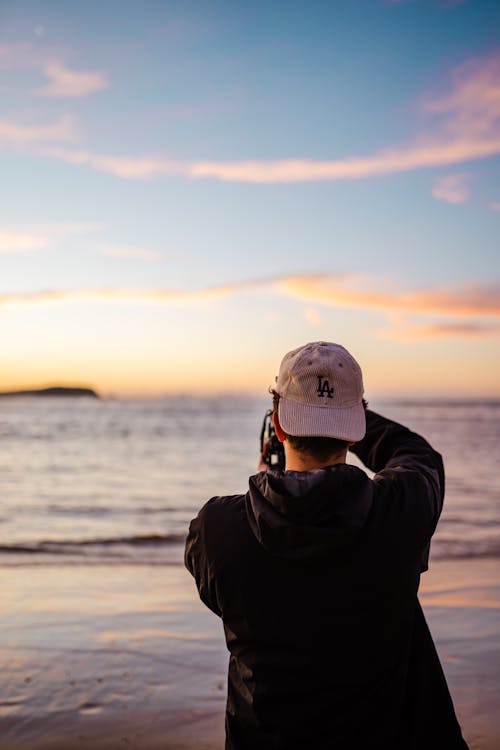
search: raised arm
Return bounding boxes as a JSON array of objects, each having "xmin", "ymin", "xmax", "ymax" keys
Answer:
[{"xmin": 350, "ymin": 409, "xmax": 445, "ymax": 569}]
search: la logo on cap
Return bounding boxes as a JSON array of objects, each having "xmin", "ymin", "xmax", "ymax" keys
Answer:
[{"xmin": 316, "ymin": 376, "xmax": 334, "ymax": 399}]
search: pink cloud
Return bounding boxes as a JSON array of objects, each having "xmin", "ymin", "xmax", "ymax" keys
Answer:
[
  {"xmin": 38, "ymin": 133, "xmax": 500, "ymax": 183},
  {"xmin": 1, "ymin": 275, "xmax": 499, "ymax": 335},
  {"xmin": 0, "ymin": 229, "xmax": 47, "ymax": 253},
  {"xmin": 0, "ymin": 45, "xmax": 110, "ymax": 98},
  {"xmin": 6, "ymin": 51, "xmax": 500, "ymax": 184},
  {"xmin": 35, "ymin": 61, "xmax": 110, "ymax": 98},
  {"xmin": 86, "ymin": 51, "xmax": 500, "ymax": 183},
  {"xmin": 0, "ymin": 273, "xmax": 499, "ymax": 340},
  {"xmin": 276, "ymin": 274, "xmax": 500, "ymax": 318},
  {"xmin": 41, "ymin": 148, "xmax": 183, "ymax": 179},
  {"xmin": 382, "ymin": 321, "xmax": 500, "ymax": 340},
  {"xmin": 422, "ymin": 53, "xmax": 500, "ymax": 139},
  {"xmin": 0, "ymin": 222, "xmax": 99, "ymax": 254},
  {"xmin": 186, "ymin": 137, "xmax": 500, "ymax": 182},
  {"xmin": 432, "ymin": 173, "xmax": 470, "ymax": 204},
  {"xmin": 187, "ymin": 52, "xmax": 500, "ymax": 183},
  {"xmin": 0, "ymin": 114, "xmax": 76, "ymax": 144},
  {"xmin": 0, "ymin": 278, "xmax": 262, "ymax": 309}
]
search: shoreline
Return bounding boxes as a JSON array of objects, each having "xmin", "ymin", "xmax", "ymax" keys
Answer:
[{"xmin": 1, "ymin": 558, "xmax": 499, "ymax": 749}]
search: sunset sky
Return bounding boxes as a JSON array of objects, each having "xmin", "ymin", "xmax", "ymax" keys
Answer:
[{"xmin": 1, "ymin": 0, "xmax": 499, "ymax": 397}]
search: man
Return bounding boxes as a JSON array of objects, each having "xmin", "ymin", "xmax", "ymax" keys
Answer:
[{"xmin": 185, "ymin": 341, "xmax": 468, "ymax": 749}]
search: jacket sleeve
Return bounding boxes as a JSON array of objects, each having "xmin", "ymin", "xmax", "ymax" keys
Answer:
[
  {"xmin": 185, "ymin": 499, "xmax": 223, "ymax": 617},
  {"xmin": 350, "ymin": 409, "xmax": 445, "ymax": 569}
]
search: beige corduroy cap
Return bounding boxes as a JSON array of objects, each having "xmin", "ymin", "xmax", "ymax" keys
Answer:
[{"xmin": 275, "ymin": 341, "xmax": 366, "ymax": 441}]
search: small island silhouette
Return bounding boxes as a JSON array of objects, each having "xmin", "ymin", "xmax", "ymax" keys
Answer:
[{"xmin": 0, "ymin": 386, "xmax": 99, "ymax": 399}]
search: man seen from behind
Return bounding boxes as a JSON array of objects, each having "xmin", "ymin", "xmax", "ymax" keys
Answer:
[{"xmin": 185, "ymin": 341, "xmax": 469, "ymax": 749}]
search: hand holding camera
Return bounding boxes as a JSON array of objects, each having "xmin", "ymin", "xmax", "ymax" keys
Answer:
[{"xmin": 259, "ymin": 410, "xmax": 285, "ymax": 471}]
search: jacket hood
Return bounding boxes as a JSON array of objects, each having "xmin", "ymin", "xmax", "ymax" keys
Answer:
[{"xmin": 245, "ymin": 465, "xmax": 374, "ymax": 559}]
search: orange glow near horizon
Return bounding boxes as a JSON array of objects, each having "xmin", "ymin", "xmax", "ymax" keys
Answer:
[
  {"xmin": 1, "ymin": 288, "xmax": 500, "ymax": 398},
  {"xmin": 2, "ymin": 337, "xmax": 499, "ymax": 399}
]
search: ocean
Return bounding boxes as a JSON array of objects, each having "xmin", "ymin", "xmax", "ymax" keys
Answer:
[{"xmin": 0, "ymin": 396, "xmax": 499, "ymax": 567}]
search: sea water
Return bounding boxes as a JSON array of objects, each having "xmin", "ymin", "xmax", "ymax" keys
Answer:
[{"xmin": 0, "ymin": 396, "xmax": 499, "ymax": 566}]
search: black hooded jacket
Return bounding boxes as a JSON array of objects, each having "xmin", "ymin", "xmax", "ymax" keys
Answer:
[{"xmin": 185, "ymin": 410, "xmax": 469, "ymax": 749}]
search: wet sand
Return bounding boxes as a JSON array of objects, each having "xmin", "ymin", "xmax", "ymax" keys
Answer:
[{"xmin": 0, "ymin": 558, "xmax": 499, "ymax": 749}]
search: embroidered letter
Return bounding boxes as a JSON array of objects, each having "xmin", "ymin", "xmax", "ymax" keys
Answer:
[{"xmin": 317, "ymin": 375, "xmax": 334, "ymax": 398}]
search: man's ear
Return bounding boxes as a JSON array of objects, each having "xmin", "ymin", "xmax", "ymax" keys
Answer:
[{"xmin": 272, "ymin": 411, "xmax": 287, "ymax": 442}]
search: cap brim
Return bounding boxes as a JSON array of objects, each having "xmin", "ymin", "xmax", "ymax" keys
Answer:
[{"xmin": 278, "ymin": 398, "xmax": 366, "ymax": 442}]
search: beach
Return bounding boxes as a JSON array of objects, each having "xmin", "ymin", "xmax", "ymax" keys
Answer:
[
  {"xmin": 1, "ymin": 557, "xmax": 499, "ymax": 750},
  {"xmin": 1, "ymin": 396, "xmax": 499, "ymax": 748},
  {"xmin": 0, "ymin": 561, "xmax": 227, "ymax": 750}
]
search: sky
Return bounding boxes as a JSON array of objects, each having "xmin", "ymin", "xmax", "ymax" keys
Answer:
[{"xmin": 1, "ymin": 0, "xmax": 499, "ymax": 397}]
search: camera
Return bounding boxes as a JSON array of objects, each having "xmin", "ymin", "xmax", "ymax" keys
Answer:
[{"xmin": 260, "ymin": 410, "xmax": 285, "ymax": 471}]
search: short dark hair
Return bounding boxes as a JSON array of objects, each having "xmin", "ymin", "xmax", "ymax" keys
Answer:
[{"xmin": 270, "ymin": 389, "xmax": 349, "ymax": 462}]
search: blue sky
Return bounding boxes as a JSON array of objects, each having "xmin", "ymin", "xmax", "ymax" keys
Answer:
[{"xmin": 1, "ymin": 0, "xmax": 499, "ymax": 395}]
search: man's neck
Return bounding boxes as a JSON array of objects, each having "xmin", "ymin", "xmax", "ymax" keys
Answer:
[{"xmin": 285, "ymin": 447, "xmax": 348, "ymax": 472}]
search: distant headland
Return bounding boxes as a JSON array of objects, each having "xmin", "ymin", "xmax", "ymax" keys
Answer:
[{"xmin": 0, "ymin": 387, "xmax": 99, "ymax": 399}]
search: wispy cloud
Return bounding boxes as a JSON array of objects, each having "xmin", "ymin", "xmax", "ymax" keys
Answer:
[
  {"xmin": 189, "ymin": 52, "xmax": 500, "ymax": 183},
  {"xmin": 276, "ymin": 274, "xmax": 500, "ymax": 318},
  {"xmin": 0, "ymin": 44, "xmax": 110, "ymax": 98},
  {"xmin": 1, "ymin": 274, "xmax": 499, "ymax": 340},
  {"xmin": 26, "ymin": 50, "xmax": 499, "ymax": 183},
  {"xmin": 1, "ymin": 34, "xmax": 499, "ymax": 188},
  {"xmin": 35, "ymin": 60, "xmax": 110, "ymax": 98},
  {"xmin": 0, "ymin": 222, "xmax": 99, "ymax": 254},
  {"xmin": 40, "ymin": 148, "xmax": 183, "ymax": 179},
  {"xmin": 0, "ymin": 230, "xmax": 47, "ymax": 253},
  {"xmin": 382, "ymin": 321, "xmax": 500, "ymax": 340},
  {"xmin": 432, "ymin": 173, "xmax": 470, "ymax": 204},
  {"xmin": 186, "ymin": 139, "xmax": 497, "ymax": 183},
  {"xmin": 0, "ymin": 114, "xmax": 76, "ymax": 145},
  {"xmin": 421, "ymin": 53, "xmax": 500, "ymax": 138},
  {"xmin": 0, "ymin": 281, "xmax": 256, "ymax": 309},
  {"xmin": 38, "ymin": 131, "xmax": 500, "ymax": 183},
  {"xmin": 490, "ymin": 201, "xmax": 500, "ymax": 212}
]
